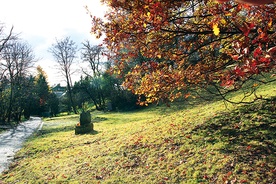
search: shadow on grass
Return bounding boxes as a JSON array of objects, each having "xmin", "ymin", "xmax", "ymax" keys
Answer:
[
  {"xmin": 74, "ymin": 129, "xmax": 100, "ymax": 136},
  {"xmin": 92, "ymin": 116, "xmax": 108, "ymax": 123},
  {"xmin": 37, "ymin": 124, "xmax": 100, "ymax": 136},
  {"xmin": 38, "ymin": 125, "xmax": 75, "ymax": 135},
  {"xmin": 191, "ymin": 97, "xmax": 276, "ymax": 182}
]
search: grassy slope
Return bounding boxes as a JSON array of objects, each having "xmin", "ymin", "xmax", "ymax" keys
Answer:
[{"xmin": 0, "ymin": 83, "xmax": 275, "ymax": 184}]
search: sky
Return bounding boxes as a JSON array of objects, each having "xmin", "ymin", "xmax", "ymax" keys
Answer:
[{"xmin": 0, "ymin": 0, "xmax": 107, "ymax": 86}]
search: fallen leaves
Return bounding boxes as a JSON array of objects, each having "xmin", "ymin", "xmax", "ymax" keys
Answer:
[{"xmin": 1, "ymin": 96, "xmax": 276, "ymax": 183}]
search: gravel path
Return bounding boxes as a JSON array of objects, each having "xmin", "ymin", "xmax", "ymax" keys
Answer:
[{"xmin": 0, "ymin": 117, "xmax": 43, "ymax": 173}]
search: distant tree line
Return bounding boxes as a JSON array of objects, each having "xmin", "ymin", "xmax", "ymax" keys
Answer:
[
  {"xmin": 0, "ymin": 23, "xmax": 139, "ymax": 125},
  {"xmin": 0, "ymin": 24, "xmax": 58, "ymax": 124},
  {"xmin": 49, "ymin": 37, "xmax": 139, "ymax": 113}
]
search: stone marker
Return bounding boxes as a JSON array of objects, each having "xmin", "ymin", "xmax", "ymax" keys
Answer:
[{"xmin": 75, "ymin": 111, "xmax": 93, "ymax": 134}]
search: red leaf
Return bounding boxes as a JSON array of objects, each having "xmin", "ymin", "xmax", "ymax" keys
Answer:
[
  {"xmin": 240, "ymin": 179, "xmax": 248, "ymax": 183},
  {"xmin": 240, "ymin": 23, "xmax": 251, "ymax": 36},
  {"xmin": 259, "ymin": 57, "xmax": 270, "ymax": 64},
  {"xmin": 248, "ymin": 23, "xmax": 255, "ymax": 29},
  {"xmin": 231, "ymin": 55, "xmax": 240, "ymax": 60},
  {"xmin": 234, "ymin": 66, "xmax": 245, "ymax": 77},
  {"xmin": 253, "ymin": 47, "xmax": 262, "ymax": 58},
  {"xmin": 249, "ymin": 59, "xmax": 259, "ymax": 74},
  {"xmin": 184, "ymin": 93, "xmax": 191, "ymax": 98},
  {"xmin": 226, "ymin": 171, "xmax": 232, "ymax": 177},
  {"xmin": 185, "ymin": 134, "xmax": 192, "ymax": 139},
  {"xmin": 221, "ymin": 79, "xmax": 234, "ymax": 88}
]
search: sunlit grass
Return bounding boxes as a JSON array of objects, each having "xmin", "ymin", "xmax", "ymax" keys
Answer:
[{"xmin": 0, "ymin": 82, "xmax": 275, "ymax": 183}]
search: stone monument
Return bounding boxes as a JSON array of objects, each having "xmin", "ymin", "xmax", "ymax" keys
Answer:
[{"xmin": 75, "ymin": 111, "xmax": 94, "ymax": 134}]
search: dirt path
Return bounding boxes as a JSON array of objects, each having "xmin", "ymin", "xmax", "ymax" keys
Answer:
[{"xmin": 0, "ymin": 117, "xmax": 43, "ymax": 173}]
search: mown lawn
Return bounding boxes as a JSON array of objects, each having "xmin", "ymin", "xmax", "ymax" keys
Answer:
[{"xmin": 0, "ymin": 82, "xmax": 275, "ymax": 183}]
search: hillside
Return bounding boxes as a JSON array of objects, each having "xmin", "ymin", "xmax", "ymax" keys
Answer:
[{"xmin": 0, "ymin": 83, "xmax": 275, "ymax": 183}]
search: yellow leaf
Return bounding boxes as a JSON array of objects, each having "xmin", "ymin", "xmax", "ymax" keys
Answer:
[
  {"xmin": 220, "ymin": 19, "xmax": 226, "ymax": 25},
  {"xmin": 147, "ymin": 12, "xmax": 151, "ymax": 17},
  {"xmin": 143, "ymin": 23, "xmax": 147, "ymax": 28},
  {"xmin": 268, "ymin": 18, "xmax": 272, "ymax": 28},
  {"xmin": 213, "ymin": 24, "xmax": 220, "ymax": 36},
  {"xmin": 253, "ymin": 83, "xmax": 258, "ymax": 87},
  {"xmin": 225, "ymin": 13, "xmax": 232, "ymax": 16}
]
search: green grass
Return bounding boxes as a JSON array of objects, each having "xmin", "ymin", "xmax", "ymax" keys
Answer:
[{"xmin": 0, "ymin": 82, "xmax": 275, "ymax": 183}]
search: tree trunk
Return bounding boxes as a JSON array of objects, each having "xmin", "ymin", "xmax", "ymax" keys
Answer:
[
  {"xmin": 7, "ymin": 84, "xmax": 13, "ymax": 123},
  {"xmin": 66, "ymin": 80, "xmax": 77, "ymax": 114}
]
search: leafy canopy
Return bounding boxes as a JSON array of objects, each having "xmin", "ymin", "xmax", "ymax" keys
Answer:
[{"xmin": 91, "ymin": 0, "xmax": 276, "ymax": 105}]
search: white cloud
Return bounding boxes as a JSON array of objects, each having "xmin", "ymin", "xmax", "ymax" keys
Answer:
[{"xmin": 0, "ymin": 0, "xmax": 107, "ymax": 86}]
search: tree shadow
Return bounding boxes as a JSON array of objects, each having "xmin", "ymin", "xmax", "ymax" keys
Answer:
[
  {"xmin": 92, "ymin": 116, "xmax": 108, "ymax": 123},
  {"xmin": 36, "ymin": 124, "xmax": 100, "ymax": 136},
  {"xmin": 37, "ymin": 125, "xmax": 74, "ymax": 135},
  {"xmin": 191, "ymin": 98, "xmax": 276, "ymax": 182}
]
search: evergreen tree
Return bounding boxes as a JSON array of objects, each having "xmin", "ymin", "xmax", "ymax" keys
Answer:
[{"xmin": 34, "ymin": 66, "xmax": 51, "ymax": 116}]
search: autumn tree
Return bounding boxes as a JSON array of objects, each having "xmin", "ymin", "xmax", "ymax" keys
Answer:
[
  {"xmin": 32, "ymin": 66, "xmax": 51, "ymax": 115},
  {"xmin": 49, "ymin": 37, "xmax": 77, "ymax": 114},
  {"xmin": 31, "ymin": 67, "xmax": 59, "ymax": 117},
  {"xmin": 217, "ymin": 0, "xmax": 275, "ymax": 5},
  {"xmin": 91, "ymin": 0, "xmax": 276, "ymax": 105}
]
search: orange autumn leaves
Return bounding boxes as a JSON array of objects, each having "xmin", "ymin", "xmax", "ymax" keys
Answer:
[
  {"xmin": 91, "ymin": 0, "xmax": 276, "ymax": 104},
  {"xmin": 216, "ymin": 0, "xmax": 275, "ymax": 5}
]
